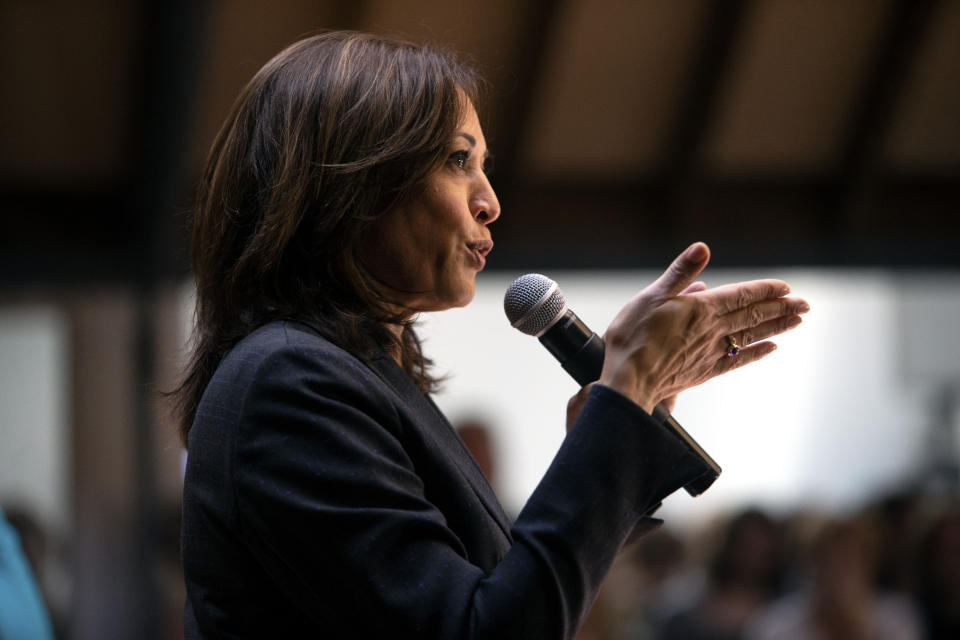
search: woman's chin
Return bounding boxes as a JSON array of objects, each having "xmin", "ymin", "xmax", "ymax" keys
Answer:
[
  {"xmin": 434, "ymin": 283, "xmax": 476, "ymax": 312},
  {"xmin": 454, "ymin": 281, "xmax": 477, "ymax": 307},
  {"xmin": 401, "ymin": 276, "xmax": 477, "ymax": 313}
]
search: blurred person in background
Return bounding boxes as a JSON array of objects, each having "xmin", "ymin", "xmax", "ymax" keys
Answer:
[
  {"xmin": 747, "ymin": 516, "xmax": 921, "ymax": 640},
  {"xmin": 173, "ymin": 30, "xmax": 808, "ymax": 638},
  {"xmin": 590, "ymin": 526, "xmax": 688, "ymax": 639},
  {"xmin": 870, "ymin": 491, "xmax": 923, "ymax": 597},
  {"xmin": 454, "ymin": 417, "xmax": 499, "ymax": 491},
  {"xmin": 654, "ymin": 509, "xmax": 786, "ymax": 640},
  {"xmin": 915, "ymin": 503, "xmax": 960, "ymax": 639},
  {"xmin": 0, "ymin": 507, "xmax": 55, "ymax": 640}
]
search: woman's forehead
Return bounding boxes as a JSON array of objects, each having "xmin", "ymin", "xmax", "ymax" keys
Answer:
[{"xmin": 456, "ymin": 102, "xmax": 486, "ymax": 148}]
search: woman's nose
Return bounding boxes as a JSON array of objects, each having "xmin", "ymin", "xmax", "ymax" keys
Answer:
[{"xmin": 472, "ymin": 175, "xmax": 501, "ymax": 225}]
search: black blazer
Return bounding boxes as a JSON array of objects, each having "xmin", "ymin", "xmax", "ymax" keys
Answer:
[{"xmin": 181, "ymin": 320, "xmax": 711, "ymax": 638}]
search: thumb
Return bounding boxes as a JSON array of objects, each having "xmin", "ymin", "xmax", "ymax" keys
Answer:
[
  {"xmin": 651, "ymin": 242, "xmax": 710, "ymax": 298},
  {"xmin": 681, "ymin": 281, "xmax": 708, "ymax": 295}
]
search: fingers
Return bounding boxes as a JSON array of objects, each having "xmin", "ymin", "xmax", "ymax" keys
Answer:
[
  {"xmin": 717, "ymin": 313, "xmax": 802, "ymax": 355},
  {"xmin": 722, "ymin": 296, "xmax": 809, "ymax": 336},
  {"xmin": 706, "ymin": 279, "xmax": 793, "ymax": 314},
  {"xmin": 712, "ymin": 341, "xmax": 778, "ymax": 376},
  {"xmin": 738, "ymin": 312, "xmax": 804, "ymax": 348},
  {"xmin": 650, "ymin": 242, "xmax": 711, "ymax": 299}
]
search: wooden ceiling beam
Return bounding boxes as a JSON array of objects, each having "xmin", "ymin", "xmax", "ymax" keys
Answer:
[
  {"xmin": 489, "ymin": 0, "xmax": 567, "ymax": 194},
  {"xmin": 831, "ymin": 0, "xmax": 942, "ymax": 228},
  {"xmin": 657, "ymin": 0, "xmax": 751, "ymax": 228},
  {"xmin": 661, "ymin": 0, "xmax": 750, "ymax": 178}
]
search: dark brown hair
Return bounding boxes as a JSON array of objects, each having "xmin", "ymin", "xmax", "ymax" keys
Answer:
[{"xmin": 172, "ymin": 31, "xmax": 481, "ymax": 445}]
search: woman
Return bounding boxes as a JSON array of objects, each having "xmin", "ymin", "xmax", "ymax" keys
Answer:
[{"xmin": 175, "ymin": 31, "xmax": 808, "ymax": 638}]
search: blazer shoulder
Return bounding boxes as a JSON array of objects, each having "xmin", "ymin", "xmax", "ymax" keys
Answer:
[
  {"xmin": 230, "ymin": 320, "xmax": 345, "ymax": 360},
  {"xmin": 222, "ymin": 320, "xmax": 368, "ymax": 379},
  {"xmin": 194, "ymin": 321, "xmax": 395, "ymax": 432}
]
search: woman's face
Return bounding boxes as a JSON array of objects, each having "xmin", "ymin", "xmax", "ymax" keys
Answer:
[{"xmin": 361, "ymin": 101, "xmax": 500, "ymax": 315}]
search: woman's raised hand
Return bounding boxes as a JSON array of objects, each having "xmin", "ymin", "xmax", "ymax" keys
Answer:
[{"xmin": 598, "ymin": 242, "xmax": 809, "ymax": 414}]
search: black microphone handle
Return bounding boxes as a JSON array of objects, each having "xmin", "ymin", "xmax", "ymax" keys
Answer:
[
  {"xmin": 538, "ymin": 309, "xmax": 605, "ymax": 386},
  {"xmin": 538, "ymin": 309, "xmax": 721, "ymax": 497}
]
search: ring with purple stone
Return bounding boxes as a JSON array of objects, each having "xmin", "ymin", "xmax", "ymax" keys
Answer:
[{"xmin": 725, "ymin": 335, "xmax": 741, "ymax": 357}]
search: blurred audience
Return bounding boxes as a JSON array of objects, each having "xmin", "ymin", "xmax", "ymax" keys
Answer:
[
  {"xmin": 589, "ymin": 527, "xmax": 688, "ymax": 640},
  {"xmin": 747, "ymin": 514, "xmax": 921, "ymax": 640},
  {"xmin": 562, "ymin": 490, "xmax": 960, "ymax": 640},
  {"xmin": 654, "ymin": 509, "xmax": 787, "ymax": 640}
]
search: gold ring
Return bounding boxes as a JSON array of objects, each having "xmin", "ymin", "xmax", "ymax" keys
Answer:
[{"xmin": 726, "ymin": 335, "xmax": 740, "ymax": 357}]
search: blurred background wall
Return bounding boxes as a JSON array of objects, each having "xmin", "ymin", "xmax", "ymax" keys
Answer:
[{"xmin": 0, "ymin": 1, "xmax": 957, "ymax": 638}]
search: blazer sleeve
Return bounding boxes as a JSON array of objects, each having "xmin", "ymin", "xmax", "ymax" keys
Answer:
[{"xmin": 227, "ymin": 341, "xmax": 710, "ymax": 639}]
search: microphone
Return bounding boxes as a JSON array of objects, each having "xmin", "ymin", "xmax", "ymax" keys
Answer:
[{"xmin": 504, "ymin": 273, "xmax": 720, "ymax": 497}]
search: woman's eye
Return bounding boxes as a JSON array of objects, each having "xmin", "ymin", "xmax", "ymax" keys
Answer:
[{"xmin": 450, "ymin": 150, "xmax": 469, "ymax": 170}]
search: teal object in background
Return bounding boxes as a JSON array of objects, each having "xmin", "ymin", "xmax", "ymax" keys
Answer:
[{"xmin": 0, "ymin": 508, "xmax": 53, "ymax": 640}]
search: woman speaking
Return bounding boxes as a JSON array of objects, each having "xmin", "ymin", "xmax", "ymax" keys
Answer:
[{"xmin": 174, "ymin": 31, "xmax": 808, "ymax": 639}]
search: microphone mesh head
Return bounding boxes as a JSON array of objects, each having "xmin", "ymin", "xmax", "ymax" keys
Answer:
[{"xmin": 504, "ymin": 273, "xmax": 567, "ymax": 336}]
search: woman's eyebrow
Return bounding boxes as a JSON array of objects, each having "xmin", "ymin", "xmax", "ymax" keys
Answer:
[{"xmin": 456, "ymin": 132, "xmax": 491, "ymax": 159}]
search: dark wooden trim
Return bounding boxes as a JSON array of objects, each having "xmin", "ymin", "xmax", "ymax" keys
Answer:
[
  {"xmin": 489, "ymin": 173, "xmax": 960, "ymax": 270},
  {"xmin": 3, "ymin": 172, "xmax": 957, "ymax": 281}
]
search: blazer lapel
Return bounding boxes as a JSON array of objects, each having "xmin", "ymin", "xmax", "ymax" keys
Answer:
[
  {"xmin": 289, "ymin": 318, "xmax": 514, "ymax": 541},
  {"xmin": 365, "ymin": 353, "xmax": 514, "ymax": 542}
]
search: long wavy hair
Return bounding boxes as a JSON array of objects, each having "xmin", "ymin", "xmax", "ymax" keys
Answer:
[{"xmin": 172, "ymin": 31, "xmax": 481, "ymax": 445}]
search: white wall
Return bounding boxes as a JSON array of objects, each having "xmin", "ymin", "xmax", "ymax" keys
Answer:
[{"xmin": 0, "ymin": 305, "xmax": 69, "ymax": 533}]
